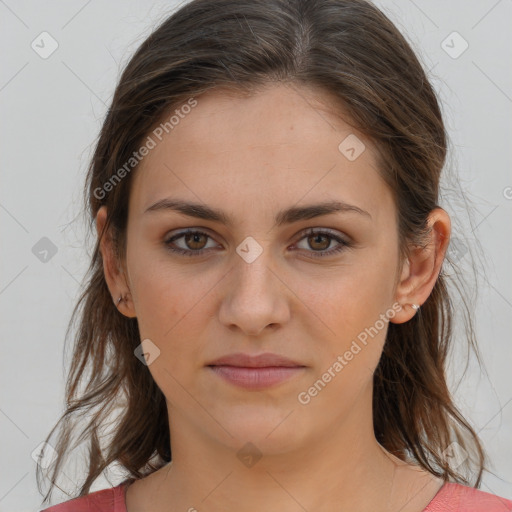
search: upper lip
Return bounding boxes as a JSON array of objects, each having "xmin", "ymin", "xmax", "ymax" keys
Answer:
[{"xmin": 207, "ymin": 352, "xmax": 304, "ymax": 368}]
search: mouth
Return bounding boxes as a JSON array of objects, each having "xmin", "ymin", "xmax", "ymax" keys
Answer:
[
  {"xmin": 207, "ymin": 365, "xmax": 306, "ymax": 389},
  {"xmin": 206, "ymin": 352, "xmax": 306, "ymax": 390}
]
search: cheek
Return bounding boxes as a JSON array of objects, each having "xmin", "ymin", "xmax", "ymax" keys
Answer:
[
  {"xmin": 129, "ymin": 263, "xmax": 212, "ymax": 404},
  {"xmin": 291, "ymin": 261, "xmax": 393, "ymax": 370},
  {"xmin": 127, "ymin": 249, "xmax": 216, "ymax": 369},
  {"xmin": 133, "ymin": 269, "xmax": 199, "ymax": 344}
]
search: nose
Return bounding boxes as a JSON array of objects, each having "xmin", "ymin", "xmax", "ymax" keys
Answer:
[{"xmin": 218, "ymin": 252, "xmax": 291, "ymax": 337}]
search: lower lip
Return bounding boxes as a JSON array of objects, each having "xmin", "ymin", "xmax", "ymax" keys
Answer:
[{"xmin": 208, "ymin": 365, "xmax": 305, "ymax": 389}]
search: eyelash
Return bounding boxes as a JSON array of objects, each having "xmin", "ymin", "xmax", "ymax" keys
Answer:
[{"xmin": 164, "ymin": 228, "xmax": 352, "ymax": 259}]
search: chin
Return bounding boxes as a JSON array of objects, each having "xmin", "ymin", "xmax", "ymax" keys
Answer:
[{"xmin": 214, "ymin": 408, "xmax": 309, "ymax": 455}]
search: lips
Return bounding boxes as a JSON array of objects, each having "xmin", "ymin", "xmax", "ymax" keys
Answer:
[
  {"xmin": 206, "ymin": 352, "xmax": 304, "ymax": 368},
  {"xmin": 206, "ymin": 352, "xmax": 306, "ymax": 390}
]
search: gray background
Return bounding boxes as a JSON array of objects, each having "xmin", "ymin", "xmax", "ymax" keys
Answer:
[{"xmin": 1, "ymin": 0, "xmax": 511, "ymax": 510}]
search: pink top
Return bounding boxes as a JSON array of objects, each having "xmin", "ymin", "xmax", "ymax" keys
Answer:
[{"xmin": 39, "ymin": 480, "xmax": 512, "ymax": 511}]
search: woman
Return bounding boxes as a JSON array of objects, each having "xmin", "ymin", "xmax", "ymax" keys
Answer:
[{"xmin": 38, "ymin": 0, "xmax": 512, "ymax": 510}]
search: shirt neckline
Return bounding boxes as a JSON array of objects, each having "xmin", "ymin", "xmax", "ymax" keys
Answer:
[
  {"xmin": 422, "ymin": 481, "xmax": 449, "ymax": 510},
  {"xmin": 119, "ymin": 476, "xmax": 450, "ymax": 511}
]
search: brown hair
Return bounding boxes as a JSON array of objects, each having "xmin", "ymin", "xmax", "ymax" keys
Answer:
[{"xmin": 37, "ymin": 0, "xmax": 489, "ymax": 504}]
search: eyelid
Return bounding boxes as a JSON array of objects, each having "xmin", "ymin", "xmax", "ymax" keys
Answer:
[
  {"xmin": 164, "ymin": 226, "xmax": 352, "ymax": 258},
  {"xmin": 290, "ymin": 227, "xmax": 351, "ymax": 256},
  {"xmin": 164, "ymin": 227, "xmax": 220, "ymax": 249},
  {"xmin": 294, "ymin": 226, "xmax": 349, "ymax": 243},
  {"xmin": 164, "ymin": 226, "xmax": 348, "ymax": 242}
]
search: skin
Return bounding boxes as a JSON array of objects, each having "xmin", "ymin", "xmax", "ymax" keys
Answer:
[{"xmin": 97, "ymin": 83, "xmax": 451, "ymax": 512}]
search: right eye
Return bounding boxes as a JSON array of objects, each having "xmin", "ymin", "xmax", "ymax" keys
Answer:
[{"xmin": 164, "ymin": 229, "xmax": 220, "ymax": 257}]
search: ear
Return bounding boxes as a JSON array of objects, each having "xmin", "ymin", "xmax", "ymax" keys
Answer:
[
  {"xmin": 96, "ymin": 206, "xmax": 137, "ymax": 318},
  {"xmin": 390, "ymin": 208, "xmax": 451, "ymax": 324}
]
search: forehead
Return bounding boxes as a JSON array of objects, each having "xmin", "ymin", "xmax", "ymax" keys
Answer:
[{"xmin": 129, "ymin": 83, "xmax": 393, "ymax": 225}]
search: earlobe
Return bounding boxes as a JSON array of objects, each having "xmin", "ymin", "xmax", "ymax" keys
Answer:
[
  {"xmin": 389, "ymin": 208, "xmax": 451, "ymax": 324},
  {"xmin": 96, "ymin": 206, "xmax": 137, "ymax": 319},
  {"xmin": 113, "ymin": 291, "xmax": 137, "ymax": 318}
]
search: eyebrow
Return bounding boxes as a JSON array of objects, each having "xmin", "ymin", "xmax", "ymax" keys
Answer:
[{"xmin": 144, "ymin": 198, "xmax": 372, "ymax": 226}]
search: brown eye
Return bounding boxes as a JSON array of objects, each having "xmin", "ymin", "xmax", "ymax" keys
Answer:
[
  {"xmin": 293, "ymin": 228, "xmax": 351, "ymax": 258},
  {"xmin": 183, "ymin": 232, "xmax": 208, "ymax": 250},
  {"xmin": 164, "ymin": 229, "xmax": 218, "ymax": 256},
  {"xmin": 307, "ymin": 233, "xmax": 331, "ymax": 251},
  {"xmin": 164, "ymin": 228, "xmax": 351, "ymax": 259}
]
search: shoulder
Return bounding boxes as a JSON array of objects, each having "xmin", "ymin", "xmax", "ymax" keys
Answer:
[
  {"xmin": 424, "ymin": 482, "xmax": 512, "ymax": 511},
  {"xmin": 39, "ymin": 481, "xmax": 130, "ymax": 512}
]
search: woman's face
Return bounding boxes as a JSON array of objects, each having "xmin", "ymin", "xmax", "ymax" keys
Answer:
[{"xmin": 108, "ymin": 83, "xmax": 410, "ymax": 453}]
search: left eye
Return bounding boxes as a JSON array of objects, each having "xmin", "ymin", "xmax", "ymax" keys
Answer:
[
  {"xmin": 293, "ymin": 228, "xmax": 348, "ymax": 257},
  {"xmin": 164, "ymin": 228, "xmax": 350, "ymax": 258}
]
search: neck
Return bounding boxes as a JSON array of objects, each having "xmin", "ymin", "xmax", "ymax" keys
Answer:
[{"xmin": 154, "ymin": 387, "xmax": 406, "ymax": 512}]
